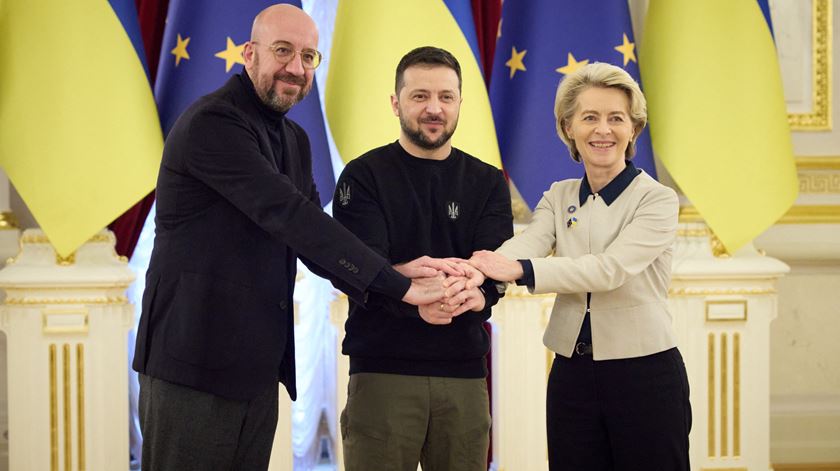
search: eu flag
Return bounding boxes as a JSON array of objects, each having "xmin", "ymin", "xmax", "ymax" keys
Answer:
[
  {"xmin": 490, "ymin": 0, "xmax": 656, "ymax": 210},
  {"xmin": 155, "ymin": 0, "xmax": 335, "ymax": 206}
]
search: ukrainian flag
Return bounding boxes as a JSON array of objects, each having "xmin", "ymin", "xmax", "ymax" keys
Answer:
[
  {"xmin": 641, "ymin": 0, "xmax": 798, "ymax": 253},
  {"xmin": 325, "ymin": 0, "xmax": 501, "ymax": 168},
  {"xmin": 0, "ymin": 0, "xmax": 163, "ymax": 257}
]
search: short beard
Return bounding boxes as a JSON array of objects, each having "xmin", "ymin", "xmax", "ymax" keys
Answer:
[
  {"xmin": 252, "ymin": 53, "xmax": 311, "ymax": 113},
  {"xmin": 399, "ymin": 115, "xmax": 457, "ymax": 150},
  {"xmin": 260, "ymin": 83, "xmax": 308, "ymax": 113}
]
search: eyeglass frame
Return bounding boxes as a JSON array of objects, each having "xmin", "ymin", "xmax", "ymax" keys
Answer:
[{"xmin": 250, "ymin": 40, "xmax": 322, "ymax": 70}]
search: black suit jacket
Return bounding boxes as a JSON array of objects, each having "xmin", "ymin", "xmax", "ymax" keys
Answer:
[{"xmin": 133, "ymin": 73, "xmax": 393, "ymax": 400}]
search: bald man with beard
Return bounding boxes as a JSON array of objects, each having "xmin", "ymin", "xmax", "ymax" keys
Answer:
[{"xmin": 132, "ymin": 5, "xmax": 461, "ymax": 470}]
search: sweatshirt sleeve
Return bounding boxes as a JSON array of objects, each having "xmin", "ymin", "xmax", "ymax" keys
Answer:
[{"xmin": 332, "ymin": 159, "xmax": 419, "ymax": 318}]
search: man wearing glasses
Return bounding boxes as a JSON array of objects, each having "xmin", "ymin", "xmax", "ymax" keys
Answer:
[{"xmin": 133, "ymin": 5, "xmax": 459, "ymax": 470}]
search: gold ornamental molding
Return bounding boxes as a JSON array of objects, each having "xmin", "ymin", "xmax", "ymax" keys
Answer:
[
  {"xmin": 670, "ymin": 287, "xmax": 777, "ymax": 296},
  {"xmin": 677, "ymin": 227, "xmax": 711, "ymax": 238},
  {"xmin": 63, "ymin": 344, "xmax": 71, "ymax": 470},
  {"xmin": 4, "ymin": 295, "xmax": 128, "ymax": 305},
  {"xmin": 77, "ymin": 343, "xmax": 86, "ymax": 471},
  {"xmin": 800, "ymin": 173, "xmax": 840, "ymax": 193},
  {"xmin": 721, "ymin": 334, "xmax": 729, "ymax": 456},
  {"xmin": 708, "ymin": 334, "xmax": 715, "ymax": 457},
  {"xmin": 788, "ymin": 0, "xmax": 832, "ymax": 130},
  {"xmin": 0, "ymin": 284, "xmax": 131, "ymax": 291},
  {"xmin": 43, "ymin": 309, "xmax": 89, "ymax": 335},
  {"xmin": 49, "ymin": 342, "xmax": 87, "ymax": 471},
  {"xmin": 49, "ymin": 344, "xmax": 58, "ymax": 471},
  {"xmin": 12, "ymin": 232, "xmax": 122, "ymax": 266},
  {"xmin": 705, "ymin": 300, "xmax": 748, "ymax": 322},
  {"xmin": 679, "ymin": 207, "xmax": 706, "ymax": 223},
  {"xmin": 19, "ymin": 232, "xmax": 116, "ymax": 245},
  {"xmin": 779, "ymin": 205, "xmax": 840, "ymax": 223},
  {"xmin": 680, "ymin": 205, "xmax": 840, "ymax": 225},
  {"xmin": 706, "ymin": 333, "xmax": 742, "ymax": 461},
  {"xmin": 20, "ymin": 233, "xmax": 53, "ymax": 245},
  {"xmin": 0, "ymin": 211, "xmax": 19, "ymax": 230},
  {"xmin": 797, "ymin": 156, "xmax": 840, "ymax": 170},
  {"xmin": 773, "ymin": 464, "xmax": 840, "ymax": 470},
  {"xmin": 797, "ymin": 157, "xmax": 840, "ymax": 194},
  {"xmin": 733, "ymin": 333, "xmax": 741, "ymax": 458}
]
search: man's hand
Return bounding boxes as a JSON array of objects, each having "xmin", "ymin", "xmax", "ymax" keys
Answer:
[
  {"xmin": 401, "ymin": 272, "xmax": 445, "ymax": 306},
  {"xmin": 456, "ymin": 261, "xmax": 485, "ymax": 289},
  {"xmin": 469, "ymin": 250, "xmax": 524, "ymax": 282},
  {"xmin": 443, "ymin": 287, "xmax": 486, "ymax": 317},
  {"xmin": 418, "ymin": 301, "xmax": 458, "ymax": 325},
  {"xmin": 394, "ymin": 256, "xmax": 465, "ymax": 279}
]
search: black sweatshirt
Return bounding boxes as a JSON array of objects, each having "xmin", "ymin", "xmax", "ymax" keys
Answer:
[{"xmin": 333, "ymin": 141, "xmax": 513, "ymax": 378}]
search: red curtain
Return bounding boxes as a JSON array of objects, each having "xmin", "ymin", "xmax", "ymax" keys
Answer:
[
  {"xmin": 471, "ymin": 0, "xmax": 502, "ymax": 85},
  {"xmin": 471, "ymin": 3, "xmax": 502, "ymax": 468},
  {"xmin": 108, "ymin": 0, "xmax": 169, "ymax": 259}
]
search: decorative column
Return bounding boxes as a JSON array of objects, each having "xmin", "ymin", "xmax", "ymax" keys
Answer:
[
  {"xmin": 267, "ymin": 300, "xmax": 295, "ymax": 471},
  {"xmin": 488, "ymin": 286, "xmax": 555, "ymax": 471},
  {"xmin": 0, "ymin": 229, "xmax": 135, "ymax": 471},
  {"xmin": 329, "ymin": 294, "xmax": 349, "ymax": 471},
  {"xmin": 0, "ymin": 168, "xmax": 21, "ymax": 471},
  {"xmin": 670, "ymin": 222, "xmax": 789, "ymax": 471}
]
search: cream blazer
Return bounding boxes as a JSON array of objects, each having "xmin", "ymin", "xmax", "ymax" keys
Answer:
[{"xmin": 497, "ymin": 172, "xmax": 679, "ymax": 360}]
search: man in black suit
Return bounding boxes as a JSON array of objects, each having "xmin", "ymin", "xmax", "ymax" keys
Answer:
[{"xmin": 132, "ymin": 4, "xmax": 460, "ymax": 470}]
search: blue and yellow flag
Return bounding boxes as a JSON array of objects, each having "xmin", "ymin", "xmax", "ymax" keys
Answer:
[
  {"xmin": 155, "ymin": 0, "xmax": 335, "ymax": 206},
  {"xmin": 0, "ymin": 0, "xmax": 163, "ymax": 256},
  {"xmin": 489, "ymin": 0, "xmax": 656, "ymax": 210},
  {"xmin": 641, "ymin": 0, "xmax": 797, "ymax": 253},
  {"xmin": 325, "ymin": 0, "xmax": 501, "ymax": 168}
]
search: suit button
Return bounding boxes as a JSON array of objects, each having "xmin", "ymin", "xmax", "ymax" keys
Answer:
[
  {"xmin": 352, "ymin": 267, "xmax": 359, "ymax": 274},
  {"xmin": 339, "ymin": 258, "xmax": 346, "ymax": 265}
]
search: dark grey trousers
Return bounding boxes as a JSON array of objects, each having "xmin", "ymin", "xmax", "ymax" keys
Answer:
[{"xmin": 138, "ymin": 374, "xmax": 279, "ymax": 471}]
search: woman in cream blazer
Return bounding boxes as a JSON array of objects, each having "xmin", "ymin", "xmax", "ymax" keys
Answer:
[{"xmin": 471, "ymin": 62, "xmax": 690, "ymax": 470}]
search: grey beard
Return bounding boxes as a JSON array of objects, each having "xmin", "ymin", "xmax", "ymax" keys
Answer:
[{"xmin": 260, "ymin": 85, "xmax": 308, "ymax": 113}]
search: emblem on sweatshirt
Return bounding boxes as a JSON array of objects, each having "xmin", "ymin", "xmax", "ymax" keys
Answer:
[
  {"xmin": 566, "ymin": 216, "xmax": 578, "ymax": 228},
  {"xmin": 338, "ymin": 183, "xmax": 351, "ymax": 207},
  {"xmin": 446, "ymin": 201, "xmax": 460, "ymax": 220}
]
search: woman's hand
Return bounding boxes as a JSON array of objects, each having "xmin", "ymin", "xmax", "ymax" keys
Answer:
[{"xmin": 469, "ymin": 250, "xmax": 524, "ymax": 282}]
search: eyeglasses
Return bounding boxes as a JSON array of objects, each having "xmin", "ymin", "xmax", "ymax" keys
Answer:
[{"xmin": 252, "ymin": 41, "xmax": 322, "ymax": 69}]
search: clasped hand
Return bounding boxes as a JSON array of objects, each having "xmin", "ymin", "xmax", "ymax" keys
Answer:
[{"xmin": 397, "ymin": 256, "xmax": 486, "ymax": 325}]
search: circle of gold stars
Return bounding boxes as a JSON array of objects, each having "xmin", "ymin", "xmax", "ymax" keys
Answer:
[
  {"xmin": 169, "ymin": 34, "xmax": 248, "ymax": 73},
  {"xmin": 502, "ymin": 32, "xmax": 637, "ymax": 79}
]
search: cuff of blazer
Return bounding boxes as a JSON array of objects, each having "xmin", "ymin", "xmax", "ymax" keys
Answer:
[{"xmin": 367, "ymin": 264, "xmax": 411, "ymax": 304}]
